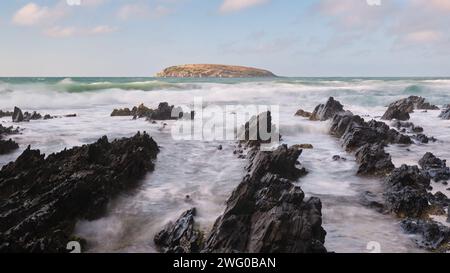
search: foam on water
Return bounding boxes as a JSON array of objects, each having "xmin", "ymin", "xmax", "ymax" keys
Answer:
[{"xmin": 1, "ymin": 77, "xmax": 449, "ymax": 253}]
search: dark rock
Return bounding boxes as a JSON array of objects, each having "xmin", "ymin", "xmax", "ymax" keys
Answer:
[
  {"xmin": 384, "ymin": 165, "xmax": 430, "ymax": 218},
  {"xmin": 360, "ymin": 191, "xmax": 385, "ymax": 212},
  {"xmin": 419, "ymin": 153, "xmax": 450, "ymax": 182},
  {"xmin": 439, "ymin": 108, "xmax": 450, "ymax": 120},
  {"xmin": 147, "ymin": 102, "xmax": 176, "ymax": 120},
  {"xmin": 292, "ymin": 144, "xmax": 314, "ymax": 150},
  {"xmin": 12, "ymin": 107, "xmax": 24, "ymax": 123},
  {"xmin": 64, "ymin": 114, "xmax": 77, "ymax": 118},
  {"xmin": 203, "ymin": 145, "xmax": 325, "ymax": 253},
  {"xmin": 310, "ymin": 97, "xmax": 344, "ymax": 121},
  {"xmin": 217, "ymin": 145, "xmax": 223, "ymax": 150},
  {"xmin": 154, "ymin": 208, "xmax": 203, "ymax": 253},
  {"xmin": 295, "ymin": 109, "xmax": 312, "ymax": 118},
  {"xmin": 355, "ymin": 144, "xmax": 395, "ymax": 176},
  {"xmin": 0, "ymin": 139, "xmax": 19, "ymax": 155},
  {"xmin": 0, "ymin": 110, "xmax": 13, "ymax": 118},
  {"xmin": 0, "ymin": 132, "xmax": 159, "ymax": 252},
  {"xmin": 332, "ymin": 155, "xmax": 347, "ymax": 161},
  {"xmin": 391, "ymin": 120, "xmax": 423, "ymax": 133},
  {"xmin": 427, "ymin": 191, "xmax": 449, "ymax": 208},
  {"xmin": 43, "ymin": 114, "xmax": 53, "ymax": 120},
  {"xmin": 0, "ymin": 124, "xmax": 20, "ymax": 155},
  {"xmin": 401, "ymin": 219, "xmax": 450, "ymax": 252},
  {"xmin": 111, "ymin": 107, "xmax": 133, "ymax": 117},
  {"xmin": 237, "ymin": 111, "xmax": 278, "ymax": 148},
  {"xmin": 382, "ymin": 96, "xmax": 438, "ymax": 121},
  {"xmin": 23, "ymin": 111, "xmax": 42, "ymax": 121},
  {"xmin": 330, "ymin": 111, "xmax": 411, "ymax": 151},
  {"xmin": 413, "ymin": 134, "xmax": 436, "ymax": 144}
]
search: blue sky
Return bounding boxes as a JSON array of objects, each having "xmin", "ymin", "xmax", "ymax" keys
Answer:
[{"xmin": 1, "ymin": 0, "xmax": 450, "ymax": 77}]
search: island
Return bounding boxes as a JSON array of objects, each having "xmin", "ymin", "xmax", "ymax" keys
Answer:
[{"xmin": 156, "ymin": 64, "xmax": 277, "ymax": 78}]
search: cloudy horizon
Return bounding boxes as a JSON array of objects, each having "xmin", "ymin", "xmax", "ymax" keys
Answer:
[{"xmin": 1, "ymin": 0, "xmax": 450, "ymax": 77}]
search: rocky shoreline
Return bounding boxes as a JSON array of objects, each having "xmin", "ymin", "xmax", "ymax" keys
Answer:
[{"xmin": 297, "ymin": 96, "xmax": 450, "ymax": 252}]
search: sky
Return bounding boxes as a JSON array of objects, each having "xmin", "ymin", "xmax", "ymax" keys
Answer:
[{"xmin": 1, "ymin": 0, "xmax": 450, "ymax": 77}]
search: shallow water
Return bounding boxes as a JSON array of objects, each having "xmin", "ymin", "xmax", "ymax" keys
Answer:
[{"xmin": 1, "ymin": 77, "xmax": 449, "ymax": 253}]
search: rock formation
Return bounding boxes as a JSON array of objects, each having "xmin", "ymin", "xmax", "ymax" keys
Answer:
[
  {"xmin": 382, "ymin": 96, "xmax": 438, "ymax": 121},
  {"xmin": 0, "ymin": 132, "xmax": 159, "ymax": 252},
  {"xmin": 0, "ymin": 125, "xmax": 19, "ymax": 155},
  {"xmin": 310, "ymin": 97, "xmax": 344, "ymax": 121}
]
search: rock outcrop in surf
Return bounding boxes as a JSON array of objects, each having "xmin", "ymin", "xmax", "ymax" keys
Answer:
[{"xmin": 0, "ymin": 132, "xmax": 159, "ymax": 252}]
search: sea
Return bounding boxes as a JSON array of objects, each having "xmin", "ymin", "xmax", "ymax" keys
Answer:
[{"xmin": 1, "ymin": 77, "xmax": 450, "ymax": 253}]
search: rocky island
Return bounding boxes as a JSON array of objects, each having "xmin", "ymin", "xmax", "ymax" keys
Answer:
[{"xmin": 156, "ymin": 64, "xmax": 276, "ymax": 78}]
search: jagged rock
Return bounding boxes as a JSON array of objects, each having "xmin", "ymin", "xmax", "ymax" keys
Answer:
[
  {"xmin": 330, "ymin": 111, "xmax": 411, "ymax": 151},
  {"xmin": 427, "ymin": 192, "xmax": 449, "ymax": 210},
  {"xmin": 391, "ymin": 121, "xmax": 423, "ymax": 133},
  {"xmin": 12, "ymin": 107, "xmax": 24, "ymax": 122},
  {"xmin": 412, "ymin": 134, "xmax": 437, "ymax": 144},
  {"xmin": 439, "ymin": 108, "xmax": 450, "ymax": 120},
  {"xmin": 0, "ymin": 139, "xmax": 19, "ymax": 155},
  {"xmin": 0, "ymin": 124, "xmax": 20, "ymax": 155},
  {"xmin": 310, "ymin": 97, "xmax": 344, "ymax": 121},
  {"xmin": 0, "ymin": 110, "xmax": 13, "ymax": 118},
  {"xmin": 419, "ymin": 153, "xmax": 450, "ymax": 182},
  {"xmin": 203, "ymin": 145, "xmax": 325, "ymax": 253},
  {"xmin": 0, "ymin": 132, "xmax": 159, "ymax": 253},
  {"xmin": 401, "ymin": 219, "xmax": 450, "ymax": 252},
  {"xmin": 384, "ymin": 165, "xmax": 430, "ymax": 218},
  {"xmin": 237, "ymin": 111, "xmax": 278, "ymax": 148},
  {"xmin": 147, "ymin": 102, "xmax": 175, "ymax": 120},
  {"xmin": 111, "ymin": 103, "xmax": 152, "ymax": 118},
  {"xmin": 23, "ymin": 111, "xmax": 42, "ymax": 121},
  {"xmin": 111, "ymin": 107, "xmax": 132, "ymax": 117},
  {"xmin": 355, "ymin": 144, "xmax": 395, "ymax": 176},
  {"xmin": 292, "ymin": 144, "xmax": 314, "ymax": 150},
  {"xmin": 360, "ymin": 191, "xmax": 385, "ymax": 212},
  {"xmin": 154, "ymin": 208, "xmax": 203, "ymax": 253},
  {"xmin": 382, "ymin": 96, "xmax": 438, "ymax": 121},
  {"xmin": 332, "ymin": 155, "xmax": 347, "ymax": 161},
  {"xmin": 295, "ymin": 109, "xmax": 312, "ymax": 118}
]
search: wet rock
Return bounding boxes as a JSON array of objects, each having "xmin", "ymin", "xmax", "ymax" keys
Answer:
[
  {"xmin": 111, "ymin": 107, "xmax": 133, "ymax": 117},
  {"xmin": 295, "ymin": 109, "xmax": 312, "ymax": 118},
  {"xmin": 360, "ymin": 191, "xmax": 385, "ymax": 212},
  {"xmin": 43, "ymin": 114, "xmax": 53, "ymax": 120},
  {"xmin": 0, "ymin": 132, "xmax": 159, "ymax": 252},
  {"xmin": 419, "ymin": 152, "xmax": 450, "ymax": 182},
  {"xmin": 382, "ymin": 96, "xmax": 438, "ymax": 121},
  {"xmin": 203, "ymin": 145, "xmax": 326, "ymax": 253},
  {"xmin": 237, "ymin": 111, "xmax": 278, "ymax": 148},
  {"xmin": 439, "ymin": 108, "xmax": 450, "ymax": 120},
  {"xmin": 330, "ymin": 111, "xmax": 411, "ymax": 151},
  {"xmin": 0, "ymin": 124, "xmax": 20, "ymax": 155},
  {"xmin": 0, "ymin": 110, "xmax": 13, "ymax": 118},
  {"xmin": 310, "ymin": 97, "xmax": 344, "ymax": 121},
  {"xmin": 391, "ymin": 120, "xmax": 423, "ymax": 133},
  {"xmin": 412, "ymin": 134, "xmax": 437, "ymax": 144},
  {"xmin": 427, "ymin": 192, "xmax": 449, "ymax": 209},
  {"xmin": 147, "ymin": 102, "xmax": 176, "ymax": 120},
  {"xmin": 0, "ymin": 139, "xmax": 19, "ymax": 155},
  {"xmin": 12, "ymin": 107, "xmax": 24, "ymax": 122},
  {"xmin": 355, "ymin": 144, "xmax": 395, "ymax": 176},
  {"xmin": 23, "ymin": 111, "xmax": 42, "ymax": 121},
  {"xmin": 332, "ymin": 155, "xmax": 347, "ymax": 161},
  {"xmin": 154, "ymin": 208, "xmax": 203, "ymax": 253},
  {"xmin": 401, "ymin": 219, "xmax": 450, "ymax": 252},
  {"xmin": 64, "ymin": 114, "xmax": 77, "ymax": 118},
  {"xmin": 384, "ymin": 165, "xmax": 430, "ymax": 218},
  {"xmin": 292, "ymin": 144, "xmax": 314, "ymax": 150},
  {"xmin": 217, "ymin": 145, "xmax": 223, "ymax": 150}
]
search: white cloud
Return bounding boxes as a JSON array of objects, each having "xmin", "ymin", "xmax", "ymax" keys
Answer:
[
  {"xmin": 44, "ymin": 25, "xmax": 117, "ymax": 38},
  {"xmin": 220, "ymin": 0, "xmax": 269, "ymax": 13},
  {"xmin": 12, "ymin": 2, "xmax": 67, "ymax": 26},
  {"xmin": 404, "ymin": 30, "xmax": 442, "ymax": 43},
  {"xmin": 118, "ymin": 3, "xmax": 171, "ymax": 20}
]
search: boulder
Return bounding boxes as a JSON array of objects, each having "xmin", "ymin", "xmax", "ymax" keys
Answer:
[
  {"xmin": 0, "ymin": 124, "xmax": 20, "ymax": 155},
  {"xmin": 419, "ymin": 153, "xmax": 450, "ymax": 182},
  {"xmin": 412, "ymin": 134, "xmax": 437, "ymax": 144},
  {"xmin": 310, "ymin": 97, "xmax": 344, "ymax": 121},
  {"xmin": 12, "ymin": 107, "xmax": 24, "ymax": 123},
  {"xmin": 147, "ymin": 102, "xmax": 176, "ymax": 120},
  {"xmin": 382, "ymin": 96, "xmax": 438, "ymax": 121},
  {"xmin": 384, "ymin": 165, "xmax": 430, "ymax": 218},
  {"xmin": 154, "ymin": 208, "xmax": 203, "ymax": 253},
  {"xmin": 0, "ymin": 132, "xmax": 159, "ymax": 252},
  {"xmin": 439, "ymin": 108, "xmax": 450, "ymax": 120},
  {"xmin": 0, "ymin": 110, "xmax": 13, "ymax": 118},
  {"xmin": 355, "ymin": 144, "xmax": 395, "ymax": 176},
  {"xmin": 203, "ymin": 145, "xmax": 326, "ymax": 253},
  {"xmin": 237, "ymin": 111, "xmax": 278, "ymax": 148},
  {"xmin": 401, "ymin": 219, "xmax": 450, "ymax": 252},
  {"xmin": 295, "ymin": 109, "xmax": 312, "ymax": 118}
]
